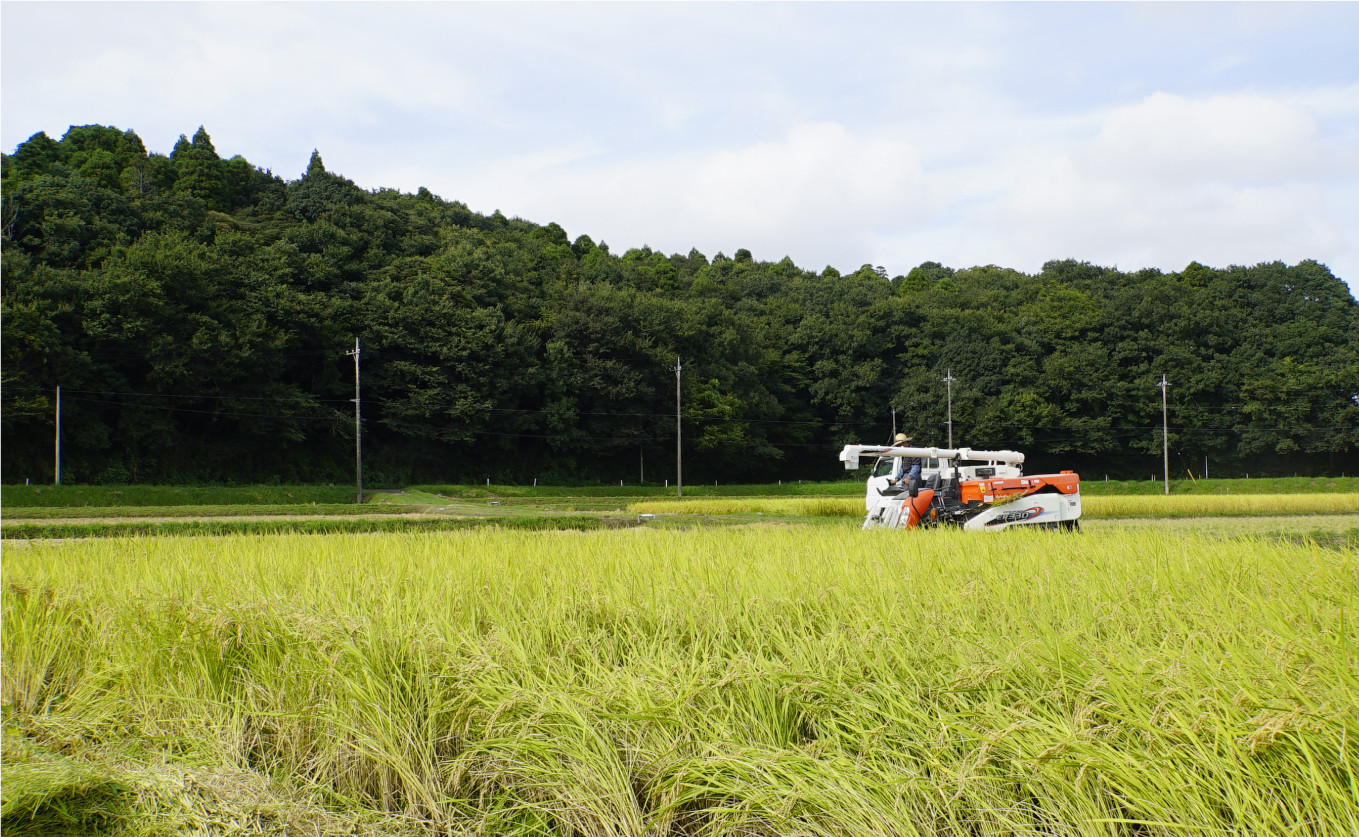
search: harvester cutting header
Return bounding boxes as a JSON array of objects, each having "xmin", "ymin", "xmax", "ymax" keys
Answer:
[{"xmin": 840, "ymin": 442, "xmax": 1081, "ymax": 531}]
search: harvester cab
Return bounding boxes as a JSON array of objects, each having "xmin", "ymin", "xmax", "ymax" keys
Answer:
[{"xmin": 841, "ymin": 444, "xmax": 1081, "ymax": 531}]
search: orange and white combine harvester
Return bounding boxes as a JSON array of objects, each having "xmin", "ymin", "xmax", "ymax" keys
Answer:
[{"xmin": 839, "ymin": 444, "xmax": 1082, "ymax": 531}]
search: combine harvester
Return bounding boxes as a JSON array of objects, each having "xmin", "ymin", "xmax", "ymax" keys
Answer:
[{"xmin": 839, "ymin": 444, "xmax": 1081, "ymax": 531}]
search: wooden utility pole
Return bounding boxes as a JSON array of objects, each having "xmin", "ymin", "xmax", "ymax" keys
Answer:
[
  {"xmin": 54, "ymin": 386, "xmax": 61, "ymax": 485},
  {"xmin": 348, "ymin": 339, "xmax": 363, "ymax": 503},
  {"xmin": 942, "ymin": 369, "xmax": 957, "ymax": 448},
  {"xmin": 674, "ymin": 356, "xmax": 683, "ymax": 498},
  {"xmin": 1158, "ymin": 374, "xmax": 1170, "ymax": 496}
]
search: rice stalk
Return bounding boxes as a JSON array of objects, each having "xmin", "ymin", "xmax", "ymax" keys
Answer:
[{"xmin": 3, "ymin": 528, "xmax": 1355, "ymax": 835}]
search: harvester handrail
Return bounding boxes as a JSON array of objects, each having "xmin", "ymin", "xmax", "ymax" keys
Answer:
[{"xmin": 839, "ymin": 444, "xmax": 1025, "ymax": 470}]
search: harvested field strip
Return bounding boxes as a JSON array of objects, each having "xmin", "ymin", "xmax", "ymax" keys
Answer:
[
  {"xmin": 629, "ymin": 493, "xmax": 1359, "ymax": 518},
  {"xmin": 629, "ymin": 497, "xmax": 860, "ymax": 517},
  {"xmin": 1, "ymin": 484, "xmax": 359, "ymax": 507},
  {"xmin": 1088, "ymin": 493, "xmax": 1359, "ymax": 516},
  {"xmin": 3, "ymin": 528, "xmax": 1355, "ymax": 835},
  {"xmin": 0, "ymin": 515, "xmax": 619, "ymax": 540},
  {"xmin": 2, "ymin": 503, "xmax": 423, "ymax": 520}
]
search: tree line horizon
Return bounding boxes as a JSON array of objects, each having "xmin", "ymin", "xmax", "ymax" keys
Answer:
[{"xmin": 3, "ymin": 124, "xmax": 1356, "ymax": 485}]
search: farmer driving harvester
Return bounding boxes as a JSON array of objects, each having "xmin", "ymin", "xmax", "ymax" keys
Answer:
[{"xmin": 888, "ymin": 434, "xmax": 923, "ymax": 496}]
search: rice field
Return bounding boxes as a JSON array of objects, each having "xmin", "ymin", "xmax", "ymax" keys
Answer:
[
  {"xmin": 628, "ymin": 493, "xmax": 1359, "ymax": 519},
  {"xmin": 1085, "ymin": 493, "xmax": 1359, "ymax": 517},
  {"xmin": 3, "ymin": 527, "xmax": 1356, "ymax": 835},
  {"xmin": 629, "ymin": 497, "xmax": 861, "ymax": 517}
]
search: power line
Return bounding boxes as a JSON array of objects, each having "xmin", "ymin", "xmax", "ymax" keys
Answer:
[
  {"xmin": 5, "ymin": 386, "xmax": 351, "ymax": 404},
  {"xmin": 29, "ymin": 394, "xmax": 1358, "ymax": 437},
  {"xmin": 0, "ymin": 385, "xmax": 863, "ymax": 424},
  {"xmin": 10, "ymin": 382, "xmax": 1354, "ymax": 430},
  {"xmin": 51, "ymin": 395, "xmax": 348, "ymax": 421},
  {"xmin": 83, "ymin": 348, "xmax": 344, "ymax": 361}
]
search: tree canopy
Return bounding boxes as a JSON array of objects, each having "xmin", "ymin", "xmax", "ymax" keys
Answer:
[{"xmin": 4, "ymin": 125, "xmax": 1357, "ymax": 484}]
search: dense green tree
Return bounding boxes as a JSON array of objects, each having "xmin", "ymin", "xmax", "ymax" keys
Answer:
[{"xmin": 3, "ymin": 125, "xmax": 1356, "ymax": 484}]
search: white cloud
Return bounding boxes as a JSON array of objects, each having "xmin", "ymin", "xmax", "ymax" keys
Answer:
[
  {"xmin": 446, "ymin": 90, "xmax": 1357, "ymax": 289},
  {"xmin": 911, "ymin": 92, "xmax": 1356, "ymax": 284},
  {"xmin": 684, "ymin": 124, "xmax": 925, "ymax": 235},
  {"xmin": 1089, "ymin": 92, "xmax": 1324, "ymax": 182},
  {"xmin": 408, "ymin": 122, "xmax": 929, "ymax": 264}
]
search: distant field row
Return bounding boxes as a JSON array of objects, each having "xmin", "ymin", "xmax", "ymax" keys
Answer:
[
  {"xmin": 630, "ymin": 493, "xmax": 1359, "ymax": 519},
  {"xmin": 8, "ymin": 493, "xmax": 1357, "ymax": 523},
  {"xmin": 1, "ymin": 503, "xmax": 424, "ymax": 520},
  {"xmin": 5, "ymin": 518, "xmax": 1357, "ymax": 549},
  {"xmin": 4, "ymin": 476, "xmax": 1356, "ymax": 507},
  {"xmin": 5, "ymin": 501, "xmax": 1357, "ymax": 545}
]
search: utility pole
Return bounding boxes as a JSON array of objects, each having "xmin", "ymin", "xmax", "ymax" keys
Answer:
[
  {"xmin": 674, "ymin": 356, "xmax": 683, "ymax": 498},
  {"xmin": 1158, "ymin": 374, "xmax": 1170, "ymax": 496},
  {"xmin": 942, "ymin": 369, "xmax": 956, "ymax": 448},
  {"xmin": 54, "ymin": 386, "xmax": 61, "ymax": 485},
  {"xmin": 347, "ymin": 339, "xmax": 363, "ymax": 504},
  {"xmin": 891, "ymin": 408, "xmax": 896, "ymax": 441}
]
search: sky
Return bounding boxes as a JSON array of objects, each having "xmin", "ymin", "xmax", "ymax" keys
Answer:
[{"xmin": 4, "ymin": 2, "xmax": 1358, "ymax": 297}]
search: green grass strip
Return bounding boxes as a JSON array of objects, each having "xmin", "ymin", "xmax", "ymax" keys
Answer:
[
  {"xmin": 420, "ymin": 476, "xmax": 1359, "ymax": 497},
  {"xmin": 1078, "ymin": 475, "xmax": 1359, "ymax": 495},
  {"xmin": 4, "ymin": 477, "xmax": 1355, "ymax": 509}
]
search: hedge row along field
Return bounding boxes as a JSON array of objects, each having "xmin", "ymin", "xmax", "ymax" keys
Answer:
[
  {"xmin": 628, "ymin": 493, "xmax": 1359, "ymax": 519},
  {"xmin": 4, "ymin": 528, "xmax": 1355, "ymax": 835}
]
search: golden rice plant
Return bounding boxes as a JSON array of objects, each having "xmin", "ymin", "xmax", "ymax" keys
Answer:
[
  {"xmin": 628, "ymin": 497, "xmax": 862, "ymax": 517},
  {"xmin": 1085, "ymin": 492, "xmax": 1359, "ymax": 517},
  {"xmin": 3, "ymin": 527, "xmax": 1356, "ymax": 835}
]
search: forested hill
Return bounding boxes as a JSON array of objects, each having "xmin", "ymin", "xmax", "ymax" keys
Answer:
[{"xmin": 3, "ymin": 125, "xmax": 1357, "ymax": 485}]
